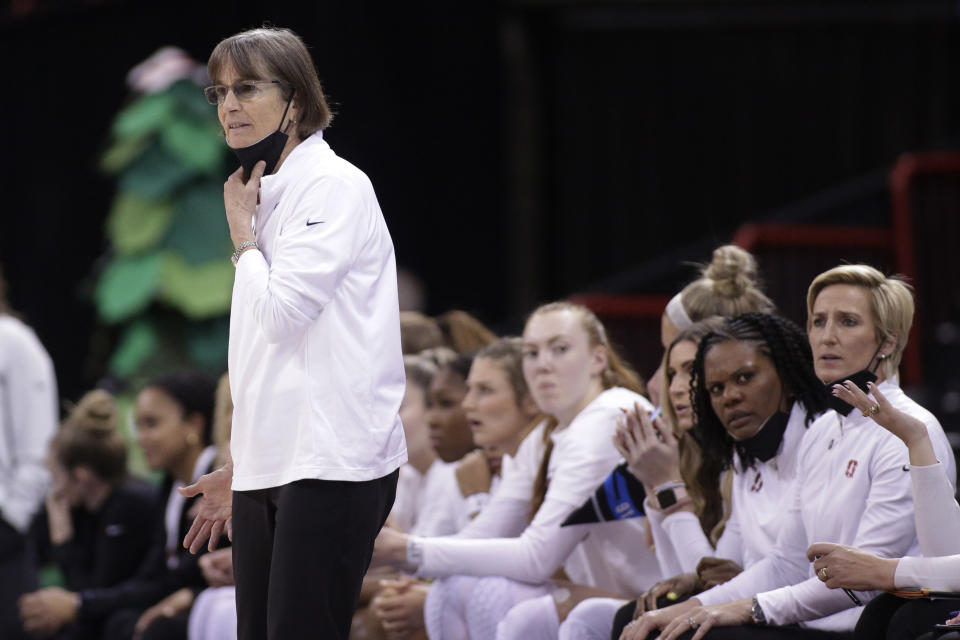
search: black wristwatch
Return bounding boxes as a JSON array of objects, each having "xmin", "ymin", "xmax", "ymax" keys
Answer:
[
  {"xmin": 751, "ymin": 596, "xmax": 767, "ymax": 625},
  {"xmin": 654, "ymin": 483, "xmax": 688, "ymax": 510}
]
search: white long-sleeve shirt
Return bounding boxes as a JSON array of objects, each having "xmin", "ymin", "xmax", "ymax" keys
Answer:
[
  {"xmin": 893, "ymin": 462, "xmax": 960, "ymax": 589},
  {"xmin": 647, "ymin": 402, "xmax": 813, "ymax": 577},
  {"xmin": 0, "ymin": 315, "xmax": 58, "ymax": 532},
  {"xmin": 392, "ymin": 459, "xmax": 472, "ymax": 537},
  {"xmin": 229, "ymin": 132, "xmax": 407, "ymax": 490},
  {"xmin": 696, "ymin": 380, "xmax": 955, "ymax": 631},
  {"xmin": 414, "ymin": 387, "xmax": 662, "ymax": 595}
]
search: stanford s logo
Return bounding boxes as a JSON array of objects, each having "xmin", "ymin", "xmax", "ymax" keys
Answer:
[
  {"xmin": 845, "ymin": 460, "xmax": 858, "ymax": 478},
  {"xmin": 750, "ymin": 472, "xmax": 763, "ymax": 492}
]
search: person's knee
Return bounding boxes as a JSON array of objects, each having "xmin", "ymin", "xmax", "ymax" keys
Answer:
[
  {"xmin": 496, "ymin": 595, "xmax": 558, "ymax": 640},
  {"xmin": 559, "ymin": 599, "xmax": 623, "ymax": 640}
]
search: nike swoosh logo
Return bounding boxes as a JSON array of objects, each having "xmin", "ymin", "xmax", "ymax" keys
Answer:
[
  {"xmin": 902, "ymin": 465, "xmax": 910, "ymax": 472},
  {"xmin": 306, "ymin": 220, "xmax": 325, "ymax": 226}
]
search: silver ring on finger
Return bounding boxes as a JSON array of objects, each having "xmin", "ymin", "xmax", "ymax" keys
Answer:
[
  {"xmin": 688, "ymin": 617, "xmax": 700, "ymax": 630},
  {"xmin": 818, "ymin": 567, "xmax": 828, "ymax": 581}
]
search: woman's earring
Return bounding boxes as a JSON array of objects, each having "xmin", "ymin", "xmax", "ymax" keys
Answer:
[{"xmin": 878, "ymin": 353, "xmax": 888, "ymax": 361}]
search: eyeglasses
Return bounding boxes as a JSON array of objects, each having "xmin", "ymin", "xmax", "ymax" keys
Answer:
[{"xmin": 203, "ymin": 80, "xmax": 282, "ymax": 105}]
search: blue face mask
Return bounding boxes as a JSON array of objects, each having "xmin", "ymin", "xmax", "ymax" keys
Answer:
[{"xmin": 230, "ymin": 93, "xmax": 294, "ymax": 177}]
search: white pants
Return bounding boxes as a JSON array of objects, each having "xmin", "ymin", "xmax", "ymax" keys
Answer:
[
  {"xmin": 557, "ymin": 598, "xmax": 627, "ymax": 640},
  {"xmin": 425, "ymin": 575, "xmax": 552, "ymax": 640},
  {"xmin": 496, "ymin": 593, "xmax": 560, "ymax": 640},
  {"xmin": 188, "ymin": 587, "xmax": 237, "ymax": 640}
]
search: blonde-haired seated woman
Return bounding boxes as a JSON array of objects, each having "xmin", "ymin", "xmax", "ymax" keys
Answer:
[
  {"xmin": 371, "ymin": 301, "xmax": 660, "ymax": 640},
  {"xmin": 624, "ymin": 264, "xmax": 955, "ymax": 640},
  {"xmin": 649, "ymin": 245, "xmax": 775, "ymax": 405},
  {"xmin": 807, "ymin": 380, "xmax": 960, "ymax": 640},
  {"xmin": 367, "ymin": 338, "xmax": 541, "ymax": 640}
]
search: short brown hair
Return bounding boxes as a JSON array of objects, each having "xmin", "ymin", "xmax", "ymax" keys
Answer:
[
  {"xmin": 208, "ymin": 26, "xmax": 333, "ymax": 139},
  {"xmin": 400, "ymin": 311, "xmax": 445, "ymax": 354},
  {"xmin": 53, "ymin": 390, "xmax": 127, "ymax": 485}
]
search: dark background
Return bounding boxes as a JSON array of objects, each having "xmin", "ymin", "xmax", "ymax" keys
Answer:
[{"xmin": 2, "ymin": 0, "xmax": 959, "ymax": 404}]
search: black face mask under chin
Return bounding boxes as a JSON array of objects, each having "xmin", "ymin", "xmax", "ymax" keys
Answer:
[
  {"xmin": 823, "ymin": 343, "xmax": 883, "ymax": 416},
  {"xmin": 230, "ymin": 94, "xmax": 294, "ymax": 177},
  {"xmin": 735, "ymin": 410, "xmax": 790, "ymax": 471},
  {"xmin": 824, "ymin": 369, "xmax": 878, "ymax": 416}
]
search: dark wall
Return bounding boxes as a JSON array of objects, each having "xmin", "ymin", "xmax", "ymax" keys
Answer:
[
  {"xmin": 0, "ymin": 0, "xmax": 501, "ymax": 401},
  {"xmin": 509, "ymin": 4, "xmax": 960, "ymax": 300},
  {"xmin": 2, "ymin": 0, "xmax": 959, "ymax": 402}
]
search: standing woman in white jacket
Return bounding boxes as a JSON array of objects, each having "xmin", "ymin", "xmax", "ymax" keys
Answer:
[
  {"xmin": 624, "ymin": 264, "xmax": 955, "ymax": 640},
  {"xmin": 371, "ymin": 301, "xmax": 660, "ymax": 640},
  {"xmin": 179, "ymin": 26, "xmax": 407, "ymax": 640}
]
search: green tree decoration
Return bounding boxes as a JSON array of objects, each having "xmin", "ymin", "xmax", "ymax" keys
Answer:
[{"xmin": 94, "ymin": 47, "xmax": 234, "ymax": 384}]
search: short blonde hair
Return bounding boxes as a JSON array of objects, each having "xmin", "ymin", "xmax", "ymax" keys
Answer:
[{"xmin": 806, "ymin": 264, "xmax": 914, "ymax": 380}]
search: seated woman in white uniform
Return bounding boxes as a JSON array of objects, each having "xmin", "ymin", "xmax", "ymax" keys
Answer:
[
  {"xmin": 623, "ymin": 264, "xmax": 956, "ymax": 640},
  {"xmin": 808, "ymin": 380, "xmax": 960, "ymax": 640},
  {"xmin": 566, "ymin": 312, "xmax": 829, "ymax": 640},
  {"xmin": 371, "ymin": 301, "xmax": 660, "ymax": 640},
  {"xmin": 370, "ymin": 337, "xmax": 542, "ymax": 640}
]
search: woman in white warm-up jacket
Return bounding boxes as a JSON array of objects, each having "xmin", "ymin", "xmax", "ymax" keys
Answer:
[
  {"xmin": 624, "ymin": 265, "xmax": 955, "ymax": 640},
  {"xmin": 371, "ymin": 301, "xmax": 661, "ymax": 640},
  {"xmin": 809, "ymin": 380, "xmax": 960, "ymax": 640},
  {"xmin": 566, "ymin": 313, "xmax": 829, "ymax": 640}
]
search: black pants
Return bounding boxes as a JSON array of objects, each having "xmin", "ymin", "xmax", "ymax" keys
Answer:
[
  {"xmin": 232, "ymin": 470, "xmax": 398, "ymax": 640},
  {"xmin": 610, "ymin": 600, "xmax": 854, "ymax": 640},
  {"xmin": 855, "ymin": 592, "xmax": 960, "ymax": 640},
  {"xmin": 0, "ymin": 519, "xmax": 36, "ymax": 640}
]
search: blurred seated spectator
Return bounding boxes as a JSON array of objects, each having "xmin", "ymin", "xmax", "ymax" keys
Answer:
[
  {"xmin": 20, "ymin": 372, "xmax": 223, "ymax": 640},
  {"xmin": 26, "ymin": 390, "xmax": 157, "ymax": 639}
]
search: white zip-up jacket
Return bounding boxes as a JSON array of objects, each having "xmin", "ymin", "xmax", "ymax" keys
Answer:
[
  {"xmin": 229, "ymin": 132, "xmax": 407, "ymax": 490},
  {"xmin": 696, "ymin": 379, "xmax": 955, "ymax": 631},
  {"xmin": 647, "ymin": 401, "xmax": 814, "ymax": 578},
  {"xmin": 0, "ymin": 315, "xmax": 57, "ymax": 532}
]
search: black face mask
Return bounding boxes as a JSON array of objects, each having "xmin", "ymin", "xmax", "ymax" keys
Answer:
[
  {"xmin": 824, "ymin": 369, "xmax": 878, "ymax": 416},
  {"xmin": 735, "ymin": 410, "xmax": 790, "ymax": 470},
  {"xmin": 230, "ymin": 94, "xmax": 294, "ymax": 177}
]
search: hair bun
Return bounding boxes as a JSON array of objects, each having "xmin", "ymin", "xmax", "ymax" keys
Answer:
[
  {"xmin": 67, "ymin": 389, "xmax": 118, "ymax": 437},
  {"xmin": 702, "ymin": 245, "xmax": 758, "ymax": 298}
]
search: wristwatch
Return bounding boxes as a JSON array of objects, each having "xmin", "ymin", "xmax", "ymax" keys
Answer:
[
  {"xmin": 654, "ymin": 482, "xmax": 688, "ymax": 510},
  {"xmin": 751, "ymin": 596, "xmax": 767, "ymax": 625},
  {"xmin": 231, "ymin": 240, "xmax": 259, "ymax": 266}
]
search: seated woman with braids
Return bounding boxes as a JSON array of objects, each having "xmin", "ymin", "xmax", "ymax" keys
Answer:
[
  {"xmin": 599, "ymin": 313, "xmax": 829, "ymax": 640},
  {"xmin": 624, "ymin": 264, "xmax": 955, "ymax": 640}
]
